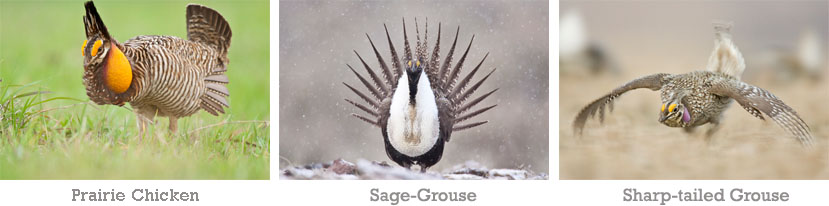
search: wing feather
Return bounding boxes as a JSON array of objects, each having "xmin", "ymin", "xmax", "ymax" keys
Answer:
[
  {"xmin": 573, "ymin": 73, "xmax": 670, "ymax": 135},
  {"xmin": 709, "ymin": 80, "xmax": 814, "ymax": 147}
]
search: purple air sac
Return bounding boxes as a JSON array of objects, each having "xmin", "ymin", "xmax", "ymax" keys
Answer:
[{"xmin": 682, "ymin": 107, "xmax": 691, "ymax": 123}]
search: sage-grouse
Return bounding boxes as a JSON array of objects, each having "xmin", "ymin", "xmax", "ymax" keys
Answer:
[
  {"xmin": 573, "ymin": 23, "xmax": 814, "ymax": 147},
  {"xmin": 344, "ymin": 19, "xmax": 498, "ymax": 171},
  {"xmin": 81, "ymin": 1, "xmax": 231, "ymax": 135}
]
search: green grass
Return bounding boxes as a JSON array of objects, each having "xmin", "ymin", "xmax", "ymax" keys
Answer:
[{"xmin": 0, "ymin": 0, "xmax": 270, "ymax": 179}]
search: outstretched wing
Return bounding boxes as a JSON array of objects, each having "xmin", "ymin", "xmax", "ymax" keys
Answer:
[
  {"xmin": 573, "ymin": 73, "xmax": 671, "ymax": 135},
  {"xmin": 709, "ymin": 79, "xmax": 814, "ymax": 147}
]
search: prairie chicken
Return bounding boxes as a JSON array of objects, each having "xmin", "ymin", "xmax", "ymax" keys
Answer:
[
  {"xmin": 81, "ymin": 1, "xmax": 231, "ymax": 135},
  {"xmin": 344, "ymin": 19, "xmax": 497, "ymax": 171},
  {"xmin": 573, "ymin": 23, "xmax": 814, "ymax": 147}
]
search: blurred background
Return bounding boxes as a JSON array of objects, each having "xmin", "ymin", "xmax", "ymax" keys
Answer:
[
  {"xmin": 280, "ymin": 0, "xmax": 548, "ymax": 173},
  {"xmin": 0, "ymin": 0, "xmax": 269, "ymax": 123},
  {"xmin": 560, "ymin": 1, "xmax": 829, "ymax": 179},
  {"xmin": 0, "ymin": 0, "xmax": 269, "ymax": 179}
]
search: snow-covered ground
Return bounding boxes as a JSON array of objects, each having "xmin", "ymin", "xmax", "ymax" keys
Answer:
[{"xmin": 280, "ymin": 159, "xmax": 548, "ymax": 180}]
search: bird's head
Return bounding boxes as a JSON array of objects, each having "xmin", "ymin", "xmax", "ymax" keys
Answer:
[
  {"xmin": 82, "ymin": 36, "xmax": 132, "ymax": 95},
  {"xmin": 404, "ymin": 58, "xmax": 425, "ymax": 103},
  {"xmin": 82, "ymin": 1, "xmax": 133, "ymax": 107},
  {"xmin": 406, "ymin": 58, "xmax": 424, "ymax": 85},
  {"xmin": 658, "ymin": 98, "xmax": 691, "ymax": 127}
]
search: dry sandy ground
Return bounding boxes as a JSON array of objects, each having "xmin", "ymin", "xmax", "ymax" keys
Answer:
[
  {"xmin": 560, "ymin": 1, "xmax": 829, "ymax": 179},
  {"xmin": 561, "ymin": 75, "xmax": 829, "ymax": 179}
]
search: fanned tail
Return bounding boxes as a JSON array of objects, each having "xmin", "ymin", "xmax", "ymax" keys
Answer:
[
  {"xmin": 346, "ymin": 20, "xmax": 496, "ymax": 135},
  {"xmin": 188, "ymin": 4, "xmax": 232, "ymax": 116},
  {"xmin": 186, "ymin": 4, "xmax": 232, "ymax": 55},
  {"xmin": 706, "ymin": 21, "xmax": 745, "ymax": 80}
]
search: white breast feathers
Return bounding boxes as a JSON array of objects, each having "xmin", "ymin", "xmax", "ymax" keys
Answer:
[{"xmin": 386, "ymin": 72, "xmax": 440, "ymax": 157}]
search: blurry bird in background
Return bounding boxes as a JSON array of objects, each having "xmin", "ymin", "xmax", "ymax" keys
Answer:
[
  {"xmin": 559, "ymin": 9, "xmax": 620, "ymax": 75},
  {"xmin": 778, "ymin": 29, "xmax": 826, "ymax": 82},
  {"xmin": 749, "ymin": 29, "xmax": 827, "ymax": 84}
]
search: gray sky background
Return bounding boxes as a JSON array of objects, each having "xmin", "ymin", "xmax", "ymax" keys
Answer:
[{"xmin": 279, "ymin": 0, "xmax": 549, "ymax": 173}]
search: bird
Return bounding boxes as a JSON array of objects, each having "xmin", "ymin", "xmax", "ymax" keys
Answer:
[
  {"xmin": 81, "ymin": 1, "xmax": 231, "ymax": 136},
  {"xmin": 572, "ymin": 23, "xmax": 814, "ymax": 147},
  {"xmin": 559, "ymin": 9, "xmax": 619, "ymax": 75},
  {"xmin": 344, "ymin": 18, "xmax": 498, "ymax": 172},
  {"xmin": 778, "ymin": 28, "xmax": 826, "ymax": 82}
]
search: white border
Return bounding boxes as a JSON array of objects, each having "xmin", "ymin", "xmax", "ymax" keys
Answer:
[{"xmin": 2, "ymin": 1, "xmax": 828, "ymax": 205}]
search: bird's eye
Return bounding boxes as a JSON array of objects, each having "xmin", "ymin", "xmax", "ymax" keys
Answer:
[
  {"xmin": 668, "ymin": 103, "xmax": 677, "ymax": 113},
  {"xmin": 82, "ymin": 39, "xmax": 104, "ymax": 57}
]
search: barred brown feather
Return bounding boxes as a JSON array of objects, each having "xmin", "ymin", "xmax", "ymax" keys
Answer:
[{"xmin": 81, "ymin": 1, "xmax": 232, "ymax": 134}]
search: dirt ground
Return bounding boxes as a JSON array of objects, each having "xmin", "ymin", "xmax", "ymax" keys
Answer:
[
  {"xmin": 561, "ymin": 74, "xmax": 829, "ymax": 179},
  {"xmin": 559, "ymin": 1, "xmax": 829, "ymax": 180}
]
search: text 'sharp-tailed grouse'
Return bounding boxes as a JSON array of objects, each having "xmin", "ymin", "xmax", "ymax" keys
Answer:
[
  {"xmin": 344, "ymin": 19, "xmax": 498, "ymax": 171},
  {"xmin": 81, "ymin": 1, "xmax": 231, "ymax": 136},
  {"xmin": 573, "ymin": 23, "xmax": 814, "ymax": 147}
]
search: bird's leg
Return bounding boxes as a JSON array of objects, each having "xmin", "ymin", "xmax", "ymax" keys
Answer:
[
  {"xmin": 168, "ymin": 116, "xmax": 178, "ymax": 134},
  {"xmin": 419, "ymin": 166, "xmax": 427, "ymax": 173},
  {"xmin": 135, "ymin": 109, "xmax": 156, "ymax": 140},
  {"xmin": 401, "ymin": 162, "xmax": 413, "ymax": 170},
  {"xmin": 136, "ymin": 113, "xmax": 146, "ymax": 139}
]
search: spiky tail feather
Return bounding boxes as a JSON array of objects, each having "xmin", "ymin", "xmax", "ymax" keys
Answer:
[
  {"xmin": 83, "ymin": 1, "xmax": 111, "ymax": 40},
  {"xmin": 706, "ymin": 21, "xmax": 746, "ymax": 80}
]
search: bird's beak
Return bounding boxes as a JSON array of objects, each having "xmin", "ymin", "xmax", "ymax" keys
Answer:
[
  {"xmin": 658, "ymin": 115, "xmax": 668, "ymax": 123},
  {"xmin": 407, "ymin": 66, "xmax": 422, "ymax": 84}
]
